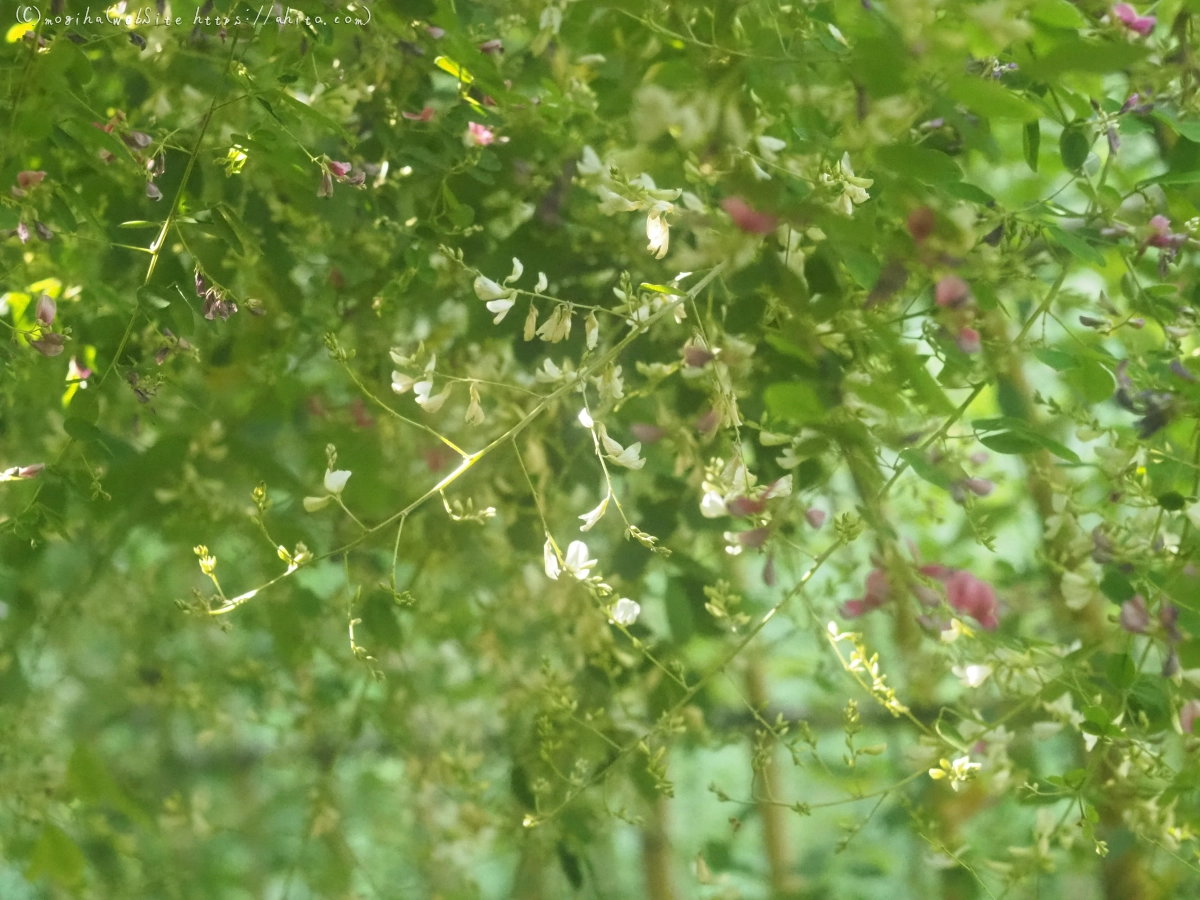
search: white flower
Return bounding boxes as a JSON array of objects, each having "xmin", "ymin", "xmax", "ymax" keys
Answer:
[
  {"xmin": 759, "ymin": 430, "xmax": 792, "ymax": 446},
  {"xmin": 473, "ymin": 275, "xmax": 507, "ymax": 301},
  {"xmin": 523, "ymin": 304, "xmax": 538, "ymax": 341},
  {"xmin": 928, "ymin": 755, "xmax": 982, "ymax": 791},
  {"xmin": 544, "ymin": 538, "xmax": 561, "ymax": 579},
  {"xmin": 577, "ymin": 145, "xmax": 604, "ymax": 176},
  {"xmin": 536, "ymin": 304, "xmax": 572, "ymax": 342},
  {"xmin": 594, "ymin": 365, "xmax": 624, "ymax": 403},
  {"xmin": 700, "ymin": 491, "xmax": 727, "ymax": 518},
  {"xmin": 1061, "ymin": 571, "xmax": 1096, "ymax": 610},
  {"xmin": 839, "ymin": 153, "xmax": 872, "ymax": 202},
  {"xmin": 324, "ymin": 469, "xmax": 352, "ymax": 494},
  {"xmin": 585, "ymin": 312, "xmax": 599, "ymax": 350},
  {"xmin": 392, "ymin": 371, "xmax": 415, "ymax": 394},
  {"xmin": 505, "ymin": 258, "xmax": 524, "ymax": 284},
  {"xmin": 597, "ymin": 184, "xmax": 639, "ymax": 214},
  {"xmin": 414, "ymin": 380, "xmax": 451, "ymax": 413},
  {"xmin": 751, "ymin": 160, "xmax": 771, "ymax": 181},
  {"xmin": 562, "ymin": 540, "xmax": 597, "ymax": 579},
  {"xmin": 646, "ymin": 211, "xmax": 670, "ymax": 258},
  {"xmin": 579, "ymin": 496, "xmax": 609, "ymax": 531},
  {"xmin": 487, "ymin": 297, "xmax": 516, "ymax": 323},
  {"xmin": 952, "ymin": 664, "xmax": 993, "ymax": 688},
  {"xmin": 536, "ymin": 358, "xmax": 567, "ymax": 383},
  {"xmin": 599, "ymin": 426, "xmax": 645, "ymax": 470},
  {"xmin": 777, "ymin": 447, "xmax": 802, "ymax": 469},
  {"xmin": 303, "ymin": 495, "xmax": 332, "ymax": 512},
  {"xmin": 578, "ymin": 408, "xmax": 594, "ymax": 428},
  {"xmin": 756, "ymin": 135, "xmax": 787, "ymax": 159},
  {"xmin": 610, "ymin": 597, "xmax": 641, "ymax": 626},
  {"xmin": 762, "ymin": 475, "xmax": 792, "ymax": 499},
  {"xmin": 535, "ymin": 271, "xmax": 548, "ymax": 293}
]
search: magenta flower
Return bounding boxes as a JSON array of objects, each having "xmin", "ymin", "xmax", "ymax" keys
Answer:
[
  {"xmin": 956, "ymin": 326, "xmax": 982, "ymax": 354},
  {"xmin": 467, "ymin": 122, "xmax": 495, "ymax": 146},
  {"xmin": 726, "ymin": 495, "xmax": 767, "ymax": 517},
  {"xmin": 945, "ymin": 571, "xmax": 998, "ymax": 630},
  {"xmin": 721, "ymin": 196, "xmax": 778, "ymax": 234},
  {"xmin": 327, "ymin": 161, "xmax": 352, "ymax": 178},
  {"xmin": 1113, "ymin": 4, "xmax": 1156, "ymax": 36},
  {"xmin": 402, "ymin": 106, "xmax": 436, "ymax": 122},
  {"xmin": 935, "ymin": 275, "xmax": 971, "ymax": 309},
  {"xmin": 1119, "ymin": 594, "xmax": 1150, "ymax": 633}
]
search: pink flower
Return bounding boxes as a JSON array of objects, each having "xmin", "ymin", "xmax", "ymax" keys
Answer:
[
  {"xmin": 1181, "ymin": 699, "xmax": 1200, "ymax": 734},
  {"xmin": 695, "ymin": 408, "xmax": 719, "ymax": 434},
  {"xmin": 726, "ymin": 496, "xmax": 767, "ymax": 517},
  {"xmin": 805, "ymin": 508, "xmax": 826, "ymax": 529},
  {"xmin": 402, "ymin": 106, "xmax": 436, "ymax": 122},
  {"xmin": 1113, "ymin": 4, "xmax": 1156, "ymax": 36},
  {"xmin": 721, "ymin": 196, "xmax": 778, "ymax": 234},
  {"xmin": 35, "ymin": 294, "xmax": 56, "ymax": 326},
  {"xmin": 961, "ymin": 478, "xmax": 993, "ymax": 497},
  {"xmin": 67, "ymin": 356, "xmax": 92, "ymax": 385},
  {"xmin": 629, "ymin": 423, "xmax": 665, "ymax": 443},
  {"xmin": 467, "ymin": 122, "xmax": 495, "ymax": 146},
  {"xmin": 842, "ymin": 568, "xmax": 891, "ymax": 618},
  {"xmin": 737, "ymin": 527, "xmax": 770, "ymax": 549},
  {"xmin": 478, "ymin": 38, "xmax": 503, "ymax": 54},
  {"xmin": 945, "ymin": 571, "xmax": 998, "ymax": 630},
  {"xmin": 1119, "ymin": 594, "xmax": 1149, "ymax": 633},
  {"xmin": 956, "ymin": 326, "xmax": 982, "ymax": 354},
  {"xmin": 683, "ymin": 345, "xmax": 716, "ymax": 367},
  {"xmin": 327, "ymin": 160, "xmax": 352, "ymax": 178},
  {"xmin": 762, "ymin": 554, "xmax": 777, "ymax": 587},
  {"xmin": 935, "ymin": 275, "xmax": 971, "ymax": 309}
]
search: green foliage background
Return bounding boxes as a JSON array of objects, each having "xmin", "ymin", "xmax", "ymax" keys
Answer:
[{"xmin": 5, "ymin": 0, "xmax": 1200, "ymax": 898}]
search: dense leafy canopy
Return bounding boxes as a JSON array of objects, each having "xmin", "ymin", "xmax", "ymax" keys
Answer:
[{"xmin": 7, "ymin": 1, "xmax": 1200, "ymax": 898}]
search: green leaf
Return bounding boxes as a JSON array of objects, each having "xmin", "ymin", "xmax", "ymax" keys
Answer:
[
  {"xmin": 1045, "ymin": 224, "xmax": 1105, "ymax": 267},
  {"xmin": 874, "ymin": 144, "xmax": 962, "ymax": 184},
  {"xmin": 979, "ymin": 431, "xmax": 1042, "ymax": 455},
  {"xmin": 434, "ymin": 55, "xmax": 475, "ymax": 84},
  {"xmin": 1023, "ymin": 39, "xmax": 1149, "ymax": 78},
  {"xmin": 899, "ymin": 449, "xmax": 951, "ymax": 490},
  {"xmin": 1023, "ymin": 120, "xmax": 1040, "ymax": 172},
  {"xmin": 1106, "ymin": 654, "xmax": 1137, "ymax": 690},
  {"xmin": 25, "ymin": 824, "xmax": 86, "ymax": 888},
  {"xmin": 1063, "ymin": 358, "xmax": 1115, "ymax": 404},
  {"xmin": 1059, "ymin": 127, "xmax": 1091, "ymax": 171},
  {"xmin": 764, "ymin": 382, "xmax": 827, "ymax": 424},
  {"xmin": 1159, "ymin": 492, "xmax": 1187, "ymax": 511},
  {"xmin": 1033, "ymin": 347, "xmax": 1078, "ymax": 371},
  {"xmin": 1138, "ymin": 170, "xmax": 1200, "ymax": 187},
  {"xmin": 1152, "ymin": 109, "xmax": 1200, "ymax": 143},
  {"xmin": 947, "ymin": 78, "xmax": 1040, "ymax": 121},
  {"xmin": 1030, "ymin": 0, "xmax": 1088, "ymax": 29}
]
